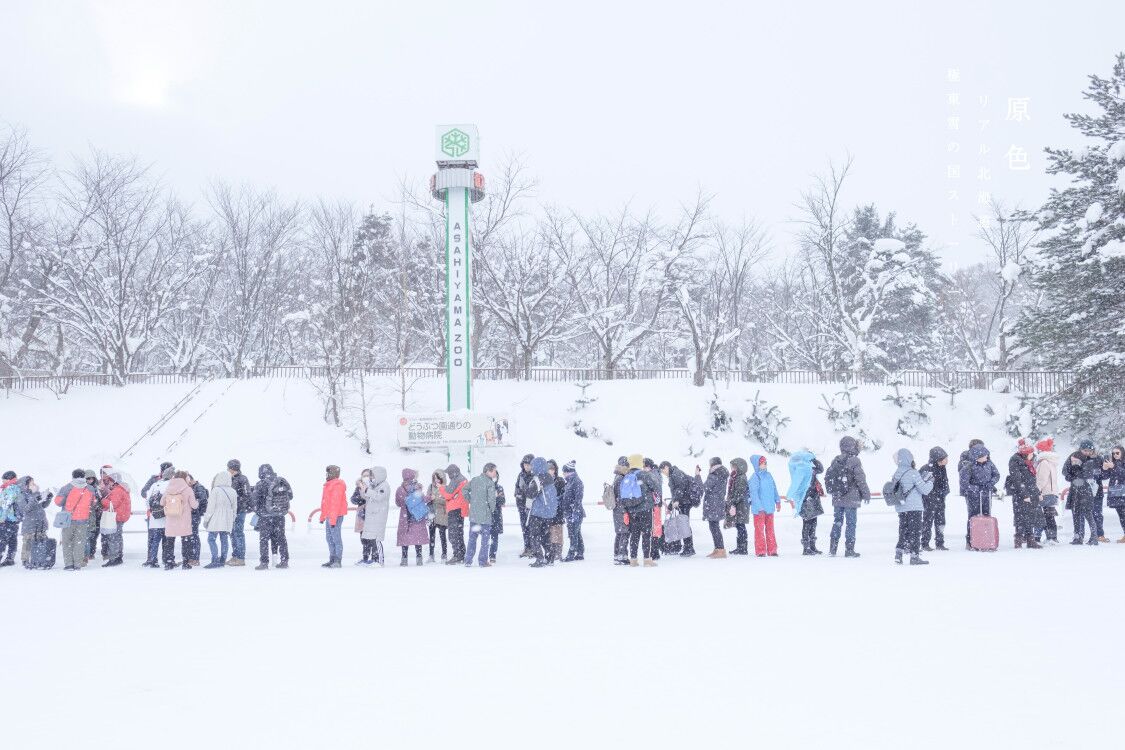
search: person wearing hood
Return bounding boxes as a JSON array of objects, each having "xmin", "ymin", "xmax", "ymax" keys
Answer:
[
  {"xmin": 226, "ymin": 459, "xmax": 252, "ymax": 567},
  {"xmin": 527, "ymin": 457, "xmax": 558, "ymax": 567},
  {"xmin": 83, "ymin": 469, "xmax": 105, "ymax": 564},
  {"xmin": 490, "ymin": 474, "xmax": 506, "ymax": 563},
  {"xmin": 891, "ymin": 449, "xmax": 934, "ymax": 565},
  {"xmin": 439, "ymin": 464, "xmax": 469, "ymax": 565},
  {"xmin": 143, "ymin": 466, "xmax": 174, "ymax": 568},
  {"xmin": 748, "ymin": 455, "xmax": 783, "ymax": 557},
  {"xmin": 1, "ymin": 471, "xmax": 22, "ymax": 565},
  {"xmin": 826, "ymin": 436, "xmax": 871, "ymax": 558},
  {"xmin": 98, "ymin": 470, "xmax": 132, "ymax": 567},
  {"xmin": 1005, "ymin": 439, "xmax": 1043, "ymax": 549},
  {"xmin": 920, "ymin": 447, "xmax": 950, "ymax": 552},
  {"xmin": 958, "ymin": 440, "xmax": 984, "ymax": 478},
  {"xmin": 319, "ymin": 465, "xmax": 348, "ymax": 568},
  {"xmin": 788, "ymin": 451, "xmax": 824, "ymax": 556},
  {"xmin": 1063, "ymin": 439, "xmax": 1103, "ymax": 545},
  {"xmin": 1034, "ymin": 439, "xmax": 1062, "ymax": 543},
  {"xmin": 465, "ymin": 463, "xmax": 499, "ymax": 567},
  {"xmin": 14, "ymin": 476, "xmax": 51, "ymax": 568},
  {"xmin": 547, "ymin": 459, "xmax": 567, "ymax": 563},
  {"xmin": 959, "ymin": 443, "xmax": 1000, "ymax": 549},
  {"xmin": 702, "ymin": 458, "xmax": 729, "ymax": 558},
  {"xmin": 253, "ymin": 464, "xmax": 292, "ymax": 569},
  {"xmin": 619, "ymin": 454, "xmax": 656, "ymax": 567},
  {"xmin": 184, "ymin": 473, "xmax": 209, "ymax": 568},
  {"xmin": 160, "ymin": 471, "xmax": 200, "ymax": 570},
  {"xmin": 355, "ymin": 467, "xmax": 390, "ymax": 566},
  {"xmin": 202, "ymin": 471, "xmax": 237, "ymax": 568},
  {"xmin": 395, "ymin": 468, "xmax": 428, "ymax": 566},
  {"xmin": 726, "ymin": 458, "xmax": 750, "ymax": 555},
  {"xmin": 660, "ymin": 461, "xmax": 699, "ymax": 557},
  {"xmin": 426, "ymin": 468, "xmax": 449, "ymax": 562},
  {"xmin": 561, "ymin": 460, "xmax": 585, "ymax": 562},
  {"xmin": 513, "ymin": 454, "xmax": 536, "ymax": 558},
  {"xmin": 1102, "ymin": 445, "xmax": 1125, "ymax": 543},
  {"xmin": 610, "ymin": 457, "xmax": 631, "ymax": 565},
  {"xmin": 55, "ymin": 469, "xmax": 96, "ymax": 571}
]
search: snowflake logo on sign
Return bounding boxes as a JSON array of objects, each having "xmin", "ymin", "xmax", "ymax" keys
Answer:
[{"xmin": 441, "ymin": 128, "xmax": 470, "ymax": 158}]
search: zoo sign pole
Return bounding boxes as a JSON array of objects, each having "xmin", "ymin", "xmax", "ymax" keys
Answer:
[{"xmin": 431, "ymin": 124, "xmax": 485, "ymax": 472}]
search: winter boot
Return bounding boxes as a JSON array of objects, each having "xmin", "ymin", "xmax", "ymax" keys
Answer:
[
  {"xmin": 321, "ymin": 560, "xmax": 334, "ymax": 568},
  {"xmin": 181, "ymin": 561, "xmax": 192, "ymax": 570},
  {"xmin": 276, "ymin": 560, "xmax": 289, "ymax": 569},
  {"xmin": 1026, "ymin": 538, "xmax": 1042, "ymax": 549},
  {"xmin": 164, "ymin": 563, "xmax": 176, "ymax": 571},
  {"xmin": 811, "ymin": 546, "xmax": 823, "ymax": 555},
  {"xmin": 802, "ymin": 547, "xmax": 814, "ymax": 556},
  {"xmin": 255, "ymin": 562, "xmax": 269, "ymax": 570},
  {"xmin": 400, "ymin": 556, "xmax": 408, "ymax": 567},
  {"xmin": 529, "ymin": 559, "xmax": 548, "ymax": 568},
  {"xmin": 643, "ymin": 558, "xmax": 657, "ymax": 567},
  {"xmin": 909, "ymin": 554, "xmax": 929, "ymax": 565},
  {"xmin": 935, "ymin": 543, "xmax": 949, "ymax": 551},
  {"xmin": 428, "ymin": 553, "xmax": 436, "ymax": 563},
  {"xmin": 707, "ymin": 548, "xmax": 727, "ymax": 559},
  {"xmin": 1098, "ymin": 535, "xmax": 1110, "ymax": 543},
  {"xmin": 844, "ymin": 548, "xmax": 861, "ymax": 558},
  {"xmin": 227, "ymin": 558, "xmax": 245, "ymax": 567},
  {"xmin": 829, "ymin": 541, "xmax": 838, "ymax": 557},
  {"xmin": 416, "ymin": 552, "xmax": 424, "ymax": 566},
  {"xmin": 894, "ymin": 549, "xmax": 903, "ymax": 565},
  {"xmin": 329, "ymin": 559, "xmax": 341, "ymax": 568},
  {"xmin": 562, "ymin": 552, "xmax": 577, "ymax": 562},
  {"xmin": 921, "ymin": 543, "xmax": 934, "ymax": 552},
  {"xmin": 204, "ymin": 560, "xmax": 224, "ymax": 569},
  {"xmin": 1070, "ymin": 538, "xmax": 1083, "ymax": 545},
  {"xmin": 1087, "ymin": 537, "xmax": 1099, "ymax": 546},
  {"xmin": 628, "ymin": 559, "xmax": 639, "ymax": 567}
]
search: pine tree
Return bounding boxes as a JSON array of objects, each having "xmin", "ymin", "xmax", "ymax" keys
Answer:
[{"xmin": 1022, "ymin": 53, "xmax": 1125, "ymax": 441}]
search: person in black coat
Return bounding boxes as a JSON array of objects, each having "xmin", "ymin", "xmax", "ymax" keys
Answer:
[
  {"xmin": 660, "ymin": 461, "xmax": 698, "ymax": 557},
  {"xmin": 489, "ymin": 478, "xmax": 505, "ymax": 563},
  {"xmin": 642, "ymin": 458, "xmax": 664, "ymax": 560},
  {"xmin": 185, "ymin": 473, "xmax": 210, "ymax": 566},
  {"xmin": 921, "ymin": 447, "xmax": 950, "ymax": 551},
  {"xmin": 513, "ymin": 455, "xmax": 535, "ymax": 558},
  {"xmin": 701, "ymin": 458, "xmax": 729, "ymax": 557},
  {"xmin": 799, "ymin": 457, "xmax": 825, "ymax": 555},
  {"xmin": 1062, "ymin": 440, "xmax": 1103, "ymax": 545},
  {"xmin": 253, "ymin": 463, "xmax": 292, "ymax": 568},
  {"xmin": 1005, "ymin": 440, "xmax": 1042, "ymax": 549},
  {"xmin": 546, "ymin": 460, "xmax": 566, "ymax": 563},
  {"xmin": 227, "ymin": 459, "xmax": 253, "ymax": 566}
]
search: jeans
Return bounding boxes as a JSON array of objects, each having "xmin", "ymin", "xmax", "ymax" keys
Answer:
[
  {"xmin": 921, "ymin": 496, "xmax": 946, "ymax": 546},
  {"xmin": 753, "ymin": 512, "xmax": 777, "ymax": 556},
  {"xmin": 231, "ymin": 512, "xmax": 246, "ymax": 560},
  {"xmin": 708, "ymin": 519, "xmax": 725, "ymax": 549},
  {"xmin": 207, "ymin": 531, "xmax": 230, "ymax": 563},
  {"xmin": 258, "ymin": 516, "xmax": 289, "ymax": 564},
  {"xmin": 61, "ymin": 521, "xmax": 88, "ymax": 568},
  {"xmin": 801, "ymin": 517, "xmax": 818, "ymax": 551},
  {"xmin": 896, "ymin": 510, "xmax": 922, "ymax": 555},
  {"xmin": 147, "ymin": 528, "xmax": 165, "ymax": 564},
  {"xmin": 566, "ymin": 520, "xmax": 585, "ymax": 557},
  {"xmin": 325, "ymin": 518, "xmax": 343, "ymax": 560},
  {"xmin": 465, "ymin": 523, "xmax": 492, "ymax": 566},
  {"xmin": 965, "ymin": 491, "xmax": 992, "ymax": 544},
  {"xmin": 830, "ymin": 506, "xmax": 858, "ymax": 551},
  {"xmin": 627, "ymin": 507, "xmax": 653, "ymax": 559},
  {"xmin": 0, "ymin": 521, "xmax": 18, "ymax": 561},
  {"xmin": 429, "ymin": 523, "xmax": 448, "ymax": 557},
  {"xmin": 447, "ymin": 509, "xmax": 466, "ymax": 560}
]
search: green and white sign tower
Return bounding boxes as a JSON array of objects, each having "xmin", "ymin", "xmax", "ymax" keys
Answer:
[{"xmin": 431, "ymin": 125, "xmax": 485, "ymax": 466}]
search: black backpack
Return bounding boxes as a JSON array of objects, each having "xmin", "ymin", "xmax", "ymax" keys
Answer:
[{"xmin": 825, "ymin": 457, "xmax": 850, "ymax": 497}]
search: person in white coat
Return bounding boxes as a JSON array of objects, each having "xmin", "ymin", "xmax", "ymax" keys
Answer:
[
  {"xmin": 142, "ymin": 467, "xmax": 173, "ymax": 568},
  {"xmin": 1035, "ymin": 438, "xmax": 1062, "ymax": 544},
  {"xmin": 356, "ymin": 466, "xmax": 391, "ymax": 566},
  {"xmin": 203, "ymin": 471, "xmax": 238, "ymax": 568}
]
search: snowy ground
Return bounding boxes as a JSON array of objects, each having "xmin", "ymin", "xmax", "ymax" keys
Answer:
[{"xmin": 3, "ymin": 377, "xmax": 1120, "ymax": 748}]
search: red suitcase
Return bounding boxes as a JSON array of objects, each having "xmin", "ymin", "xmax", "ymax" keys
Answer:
[{"xmin": 969, "ymin": 515, "xmax": 999, "ymax": 551}]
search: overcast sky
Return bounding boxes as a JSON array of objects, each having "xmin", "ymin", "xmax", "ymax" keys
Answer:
[{"xmin": 3, "ymin": 0, "xmax": 1123, "ymax": 267}]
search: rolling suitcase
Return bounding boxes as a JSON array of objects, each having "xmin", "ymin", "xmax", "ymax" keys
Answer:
[
  {"xmin": 969, "ymin": 515, "xmax": 999, "ymax": 551},
  {"xmin": 31, "ymin": 536, "xmax": 57, "ymax": 569}
]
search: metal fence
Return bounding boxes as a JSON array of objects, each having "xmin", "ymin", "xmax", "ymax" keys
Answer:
[{"xmin": 0, "ymin": 366, "xmax": 1082, "ymax": 394}]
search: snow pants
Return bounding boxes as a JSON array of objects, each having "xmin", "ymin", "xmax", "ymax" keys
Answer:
[
  {"xmin": 447, "ymin": 509, "xmax": 466, "ymax": 561},
  {"xmin": 628, "ymin": 508, "xmax": 653, "ymax": 559},
  {"xmin": 753, "ymin": 512, "xmax": 777, "ymax": 556},
  {"xmin": 1072, "ymin": 500, "xmax": 1097, "ymax": 542},
  {"xmin": 528, "ymin": 515, "xmax": 551, "ymax": 562},
  {"xmin": 921, "ymin": 496, "xmax": 946, "ymax": 546},
  {"xmin": 61, "ymin": 521, "xmax": 87, "ymax": 568},
  {"xmin": 801, "ymin": 517, "xmax": 818, "ymax": 551},
  {"xmin": 733, "ymin": 523, "xmax": 748, "ymax": 553},
  {"xmin": 258, "ymin": 516, "xmax": 288, "ymax": 564},
  {"xmin": 896, "ymin": 510, "xmax": 922, "ymax": 555}
]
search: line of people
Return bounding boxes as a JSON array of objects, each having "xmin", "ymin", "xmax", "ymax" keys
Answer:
[{"xmin": 2, "ymin": 435, "xmax": 1123, "ymax": 571}]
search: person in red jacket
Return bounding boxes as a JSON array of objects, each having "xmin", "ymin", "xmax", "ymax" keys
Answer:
[
  {"xmin": 56, "ymin": 468, "xmax": 95, "ymax": 570},
  {"xmin": 439, "ymin": 464, "xmax": 469, "ymax": 564},
  {"xmin": 99, "ymin": 470, "xmax": 132, "ymax": 567},
  {"xmin": 320, "ymin": 465, "xmax": 348, "ymax": 568}
]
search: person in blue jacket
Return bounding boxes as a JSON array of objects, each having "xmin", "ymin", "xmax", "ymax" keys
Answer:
[
  {"xmin": 527, "ymin": 457, "xmax": 558, "ymax": 568},
  {"xmin": 561, "ymin": 460, "xmax": 585, "ymax": 562},
  {"xmin": 892, "ymin": 448, "xmax": 934, "ymax": 565},
  {"xmin": 748, "ymin": 454, "xmax": 783, "ymax": 557},
  {"xmin": 959, "ymin": 442, "xmax": 1000, "ymax": 549}
]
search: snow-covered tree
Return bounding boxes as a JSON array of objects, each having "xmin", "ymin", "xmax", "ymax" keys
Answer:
[{"xmin": 1022, "ymin": 53, "xmax": 1125, "ymax": 440}]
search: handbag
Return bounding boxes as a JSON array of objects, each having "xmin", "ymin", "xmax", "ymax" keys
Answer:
[
  {"xmin": 549, "ymin": 525, "xmax": 564, "ymax": 545},
  {"xmin": 249, "ymin": 513, "xmax": 259, "ymax": 530},
  {"xmin": 53, "ymin": 508, "xmax": 72, "ymax": 529},
  {"xmin": 664, "ymin": 511, "xmax": 692, "ymax": 543},
  {"xmin": 100, "ymin": 507, "xmax": 120, "ymax": 535}
]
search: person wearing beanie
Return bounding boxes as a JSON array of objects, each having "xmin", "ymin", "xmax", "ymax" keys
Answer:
[
  {"xmin": 561, "ymin": 460, "xmax": 585, "ymax": 562},
  {"xmin": 513, "ymin": 454, "xmax": 536, "ymax": 558},
  {"xmin": 959, "ymin": 442, "xmax": 1000, "ymax": 549},
  {"xmin": 1034, "ymin": 438, "xmax": 1062, "ymax": 543},
  {"xmin": 527, "ymin": 457, "xmax": 558, "ymax": 567},
  {"xmin": 619, "ymin": 454, "xmax": 656, "ymax": 566},
  {"xmin": 227, "ymin": 459, "xmax": 252, "ymax": 566},
  {"xmin": 0, "ymin": 471, "xmax": 21, "ymax": 566},
  {"xmin": 1005, "ymin": 440, "xmax": 1042, "ymax": 549},
  {"xmin": 1102, "ymin": 445, "xmax": 1125, "ymax": 543},
  {"xmin": 465, "ymin": 463, "xmax": 499, "ymax": 567},
  {"xmin": 546, "ymin": 460, "xmax": 567, "ymax": 563},
  {"xmin": 610, "ymin": 457, "xmax": 631, "ymax": 565},
  {"xmin": 920, "ymin": 447, "xmax": 950, "ymax": 551},
  {"xmin": 702, "ymin": 457, "xmax": 729, "ymax": 558},
  {"xmin": 141, "ymin": 461, "xmax": 174, "ymax": 499},
  {"xmin": 318, "ymin": 465, "xmax": 348, "ymax": 568},
  {"xmin": 1063, "ymin": 439, "xmax": 1103, "ymax": 545},
  {"xmin": 957, "ymin": 439, "xmax": 985, "ymax": 477}
]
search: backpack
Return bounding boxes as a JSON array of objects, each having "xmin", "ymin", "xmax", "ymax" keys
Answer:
[
  {"xmin": 687, "ymin": 476, "xmax": 703, "ymax": 508},
  {"xmin": 619, "ymin": 471, "xmax": 642, "ymax": 500},
  {"xmin": 405, "ymin": 488, "xmax": 429, "ymax": 521},
  {"xmin": 825, "ymin": 458, "xmax": 850, "ymax": 497},
  {"xmin": 602, "ymin": 482, "xmax": 616, "ymax": 511},
  {"xmin": 149, "ymin": 494, "xmax": 165, "ymax": 519},
  {"xmin": 0, "ymin": 484, "xmax": 21, "ymax": 523},
  {"xmin": 264, "ymin": 479, "xmax": 291, "ymax": 515},
  {"xmin": 164, "ymin": 489, "xmax": 185, "ymax": 518},
  {"xmin": 883, "ymin": 477, "xmax": 908, "ymax": 507}
]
